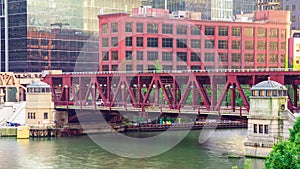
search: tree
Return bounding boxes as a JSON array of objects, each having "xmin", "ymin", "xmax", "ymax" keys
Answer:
[{"xmin": 265, "ymin": 117, "xmax": 300, "ymax": 169}]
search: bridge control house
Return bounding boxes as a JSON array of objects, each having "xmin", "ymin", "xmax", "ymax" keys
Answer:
[{"xmin": 98, "ymin": 8, "xmax": 290, "ymax": 72}]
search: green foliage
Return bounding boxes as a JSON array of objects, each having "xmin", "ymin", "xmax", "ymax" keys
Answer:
[
  {"xmin": 154, "ymin": 59, "xmax": 162, "ymax": 72},
  {"xmin": 265, "ymin": 117, "xmax": 300, "ymax": 169},
  {"xmin": 244, "ymin": 159, "xmax": 251, "ymax": 169}
]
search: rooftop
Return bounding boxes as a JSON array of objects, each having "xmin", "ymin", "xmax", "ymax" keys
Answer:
[
  {"xmin": 27, "ymin": 81, "xmax": 50, "ymax": 88},
  {"xmin": 251, "ymin": 78, "xmax": 287, "ymax": 90}
]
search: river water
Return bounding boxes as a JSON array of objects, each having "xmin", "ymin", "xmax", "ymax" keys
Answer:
[{"xmin": 0, "ymin": 129, "xmax": 264, "ymax": 169}]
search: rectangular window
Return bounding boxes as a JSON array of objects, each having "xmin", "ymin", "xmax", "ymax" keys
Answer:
[
  {"xmin": 102, "ymin": 24, "xmax": 108, "ymax": 34},
  {"xmin": 245, "ymin": 54, "xmax": 254, "ymax": 62},
  {"xmin": 205, "ymin": 53, "xmax": 215, "ymax": 62},
  {"xmin": 232, "ymin": 27, "xmax": 241, "ymax": 36},
  {"xmin": 125, "ymin": 37, "xmax": 132, "ymax": 46},
  {"xmin": 126, "ymin": 65, "xmax": 133, "ymax": 71},
  {"xmin": 111, "ymin": 37, "xmax": 118, "ymax": 46},
  {"xmin": 270, "ymin": 54, "xmax": 278, "ymax": 63},
  {"xmin": 162, "ymin": 38, "xmax": 173, "ymax": 48},
  {"xmin": 191, "ymin": 52, "xmax": 201, "ymax": 62},
  {"xmin": 281, "ymin": 42, "xmax": 286, "ymax": 50},
  {"xmin": 163, "ymin": 65, "xmax": 173, "ymax": 70},
  {"xmin": 102, "ymin": 38, "xmax": 109, "ymax": 47},
  {"xmin": 218, "ymin": 27, "xmax": 228, "ymax": 36},
  {"xmin": 147, "ymin": 51, "xmax": 158, "ymax": 60},
  {"xmin": 176, "ymin": 25, "xmax": 187, "ymax": 35},
  {"xmin": 102, "ymin": 51, "xmax": 109, "ymax": 61},
  {"xmin": 162, "ymin": 52, "xmax": 173, "ymax": 61},
  {"xmin": 257, "ymin": 41, "xmax": 266, "ymax": 50},
  {"xmin": 218, "ymin": 53, "xmax": 228, "ymax": 62},
  {"xmin": 254, "ymin": 124, "xmax": 257, "ymax": 133},
  {"xmin": 281, "ymin": 54, "xmax": 285, "ymax": 64},
  {"xmin": 111, "ymin": 23, "xmax": 118, "ymax": 33},
  {"xmin": 257, "ymin": 54, "xmax": 265, "ymax": 63},
  {"xmin": 112, "ymin": 65, "xmax": 118, "ymax": 71},
  {"xmin": 125, "ymin": 22, "xmax": 132, "ymax": 32},
  {"xmin": 44, "ymin": 112, "xmax": 48, "ymax": 119},
  {"xmin": 177, "ymin": 52, "xmax": 187, "ymax": 62},
  {"xmin": 176, "ymin": 39, "xmax": 187, "ymax": 48},
  {"xmin": 191, "ymin": 25, "xmax": 201, "ymax": 35},
  {"xmin": 162, "ymin": 24, "xmax": 173, "ymax": 34},
  {"xmin": 136, "ymin": 23, "xmax": 143, "ymax": 33},
  {"xmin": 136, "ymin": 37, "xmax": 143, "ymax": 47},
  {"xmin": 281, "ymin": 29, "xmax": 286, "ymax": 38},
  {"xmin": 264, "ymin": 125, "xmax": 269, "ymax": 134},
  {"xmin": 257, "ymin": 28, "xmax": 266, "ymax": 37},
  {"xmin": 259, "ymin": 124, "xmax": 263, "ymax": 133},
  {"xmin": 245, "ymin": 28, "xmax": 254, "ymax": 37},
  {"xmin": 232, "ymin": 40, "xmax": 240, "ymax": 49},
  {"xmin": 137, "ymin": 65, "xmax": 143, "ymax": 71},
  {"xmin": 191, "ymin": 39, "xmax": 201, "ymax": 48},
  {"xmin": 269, "ymin": 42, "xmax": 278, "ymax": 51},
  {"xmin": 232, "ymin": 53, "xmax": 240, "ymax": 62},
  {"xmin": 147, "ymin": 23, "xmax": 158, "ymax": 34},
  {"xmin": 126, "ymin": 51, "xmax": 132, "ymax": 60},
  {"xmin": 191, "ymin": 66, "xmax": 201, "ymax": 70},
  {"xmin": 218, "ymin": 40, "xmax": 228, "ymax": 49},
  {"xmin": 245, "ymin": 41, "xmax": 254, "ymax": 50},
  {"xmin": 177, "ymin": 65, "xmax": 187, "ymax": 70},
  {"xmin": 102, "ymin": 65, "xmax": 109, "ymax": 71},
  {"xmin": 205, "ymin": 26, "xmax": 215, "ymax": 36},
  {"xmin": 137, "ymin": 51, "xmax": 143, "ymax": 60},
  {"xmin": 270, "ymin": 29, "xmax": 278, "ymax": 38},
  {"xmin": 205, "ymin": 40, "xmax": 214, "ymax": 49},
  {"xmin": 147, "ymin": 38, "xmax": 158, "ymax": 47},
  {"xmin": 111, "ymin": 51, "xmax": 118, "ymax": 60}
]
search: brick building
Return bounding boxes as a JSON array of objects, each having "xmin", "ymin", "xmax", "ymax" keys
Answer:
[{"xmin": 98, "ymin": 8, "xmax": 290, "ymax": 72}]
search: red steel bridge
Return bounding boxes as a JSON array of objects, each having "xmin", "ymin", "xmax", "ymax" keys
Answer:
[{"xmin": 42, "ymin": 68, "xmax": 300, "ymax": 117}]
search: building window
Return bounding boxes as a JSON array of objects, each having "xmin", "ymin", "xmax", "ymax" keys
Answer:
[
  {"xmin": 244, "ymin": 28, "xmax": 254, "ymax": 37},
  {"xmin": 218, "ymin": 27, "xmax": 228, "ymax": 36},
  {"xmin": 28, "ymin": 112, "xmax": 36, "ymax": 119},
  {"xmin": 162, "ymin": 52, "xmax": 173, "ymax": 61},
  {"xmin": 111, "ymin": 37, "xmax": 118, "ymax": 47},
  {"xmin": 126, "ymin": 51, "xmax": 132, "ymax": 60},
  {"xmin": 147, "ymin": 38, "xmax": 158, "ymax": 47},
  {"xmin": 270, "ymin": 29, "xmax": 278, "ymax": 38},
  {"xmin": 177, "ymin": 65, "xmax": 187, "ymax": 70},
  {"xmin": 205, "ymin": 40, "xmax": 214, "ymax": 49},
  {"xmin": 257, "ymin": 28, "xmax": 266, "ymax": 37},
  {"xmin": 148, "ymin": 65, "xmax": 156, "ymax": 71},
  {"xmin": 292, "ymin": 16, "xmax": 296, "ymax": 22},
  {"xmin": 177, "ymin": 52, "xmax": 187, "ymax": 62},
  {"xmin": 253, "ymin": 124, "xmax": 257, "ymax": 133},
  {"xmin": 163, "ymin": 65, "xmax": 173, "ymax": 70},
  {"xmin": 136, "ymin": 37, "xmax": 143, "ymax": 47},
  {"xmin": 162, "ymin": 38, "xmax": 173, "ymax": 48},
  {"xmin": 264, "ymin": 125, "xmax": 269, "ymax": 134},
  {"xmin": 44, "ymin": 112, "xmax": 48, "ymax": 119},
  {"xmin": 137, "ymin": 65, "xmax": 143, "ymax": 71},
  {"xmin": 191, "ymin": 25, "xmax": 200, "ymax": 35},
  {"xmin": 147, "ymin": 23, "xmax": 158, "ymax": 34},
  {"xmin": 111, "ymin": 51, "xmax": 118, "ymax": 60},
  {"xmin": 281, "ymin": 54, "xmax": 285, "ymax": 63},
  {"xmin": 259, "ymin": 124, "xmax": 263, "ymax": 133},
  {"xmin": 102, "ymin": 24, "xmax": 108, "ymax": 34},
  {"xmin": 292, "ymin": 4, "xmax": 296, "ymax": 11},
  {"xmin": 191, "ymin": 39, "xmax": 201, "ymax": 48},
  {"xmin": 147, "ymin": 51, "xmax": 158, "ymax": 60},
  {"xmin": 270, "ymin": 54, "xmax": 278, "ymax": 63},
  {"xmin": 112, "ymin": 65, "xmax": 118, "ymax": 71},
  {"xmin": 205, "ymin": 53, "xmax": 215, "ymax": 62},
  {"xmin": 257, "ymin": 41, "xmax": 266, "ymax": 50},
  {"xmin": 218, "ymin": 40, "xmax": 228, "ymax": 49},
  {"xmin": 136, "ymin": 23, "xmax": 143, "ymax": 33},
  {"xmin": 281, "ymin": 29, "xmax": 286, "ymax": 38},
  {"xmin": 244, "ymin": 54, "xmax": 254, "ymax": 62},
  {"xmin": 232, "ymin": 40, "xmax": 240, "ymax": 49},
  {"xmin": 232, "ymin": 27, "xmax": 241, "ymax": 36},
  {"xmin": 102, "ymin": 65, "xmax": 109, "ymax": 71},
  {"xmin": 245, "ymin": 41, "xmax": 254, "ymax": 50},
  {"xmin": 176, "ymin": 39, "xmax": 187, "ymax": 48},
  {"xmin": 191, "ymin": 52, "xmax": 201, "ymax": 62},
  {"xmin": 162, "ymin": 24, "xmax": 173, "ymax": 34},
  {"xmin": 125, "ymin": 22, "xmax": 132, "ymax": 32},
  {"xmin": 102, "ymin": 51, "xmax": 109, "ymax": 61},
  {"xmin": 126, "ymin": 65, "xmax": 133, "ymax": 71},
  {"xmin": 232, "ymin": 53, "xmax": 240, "ymax": 62},
  {"xmin": 281, "ymin": 42, "xmax": 286, "ymax": 50},
  {"xmin": 269, "ymin": 42, "xmax": 278, "ymax": 51},
  {"xmin": 191, "ymin": 66, "xmax": 201, "ymax": 70},
  {"xmin": 125, "ymin": 37, "xmax": 132, "ymax": 46},
  {"xmin": 176, "ymin": 25, "xmax": 187, "ymax": 35},
  {"xmin": 137, "ymin": 51, "xmax": 143, "ymax": 60},
  {"xmin": 102, "ymin": 38, "xmax": 108, "ymax": 47},
  {"xmin": 218, "ymin": 53, "xmax": 228, "ymax": 62},
  {"xmin": 257, "ymin": 54, "xmax": 265, "ymax": 63},
  {"xmin": 205, "ymin": 26, "xmax": 214, "ymax": 36},
  {"xmin": 111, "ymin": 23, "xmax": 118, "ymax": 33}
]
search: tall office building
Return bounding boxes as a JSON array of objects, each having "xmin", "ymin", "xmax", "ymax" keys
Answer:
[
  {"xmin": 233, "ymin": 0, "xmax": 256, "ymax": 16},
  {"xmin": 282, "ymin": 0, "xmax": 300, "ymax": 30},
  {"xmin": 0, "ymin": 0, "xmax": 144, "ymax": 72}
]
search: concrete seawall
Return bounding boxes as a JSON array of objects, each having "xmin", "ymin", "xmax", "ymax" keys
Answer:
[{"xmin": 0, "ymin": 127, "xmax": 17, "ymax": 137}]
